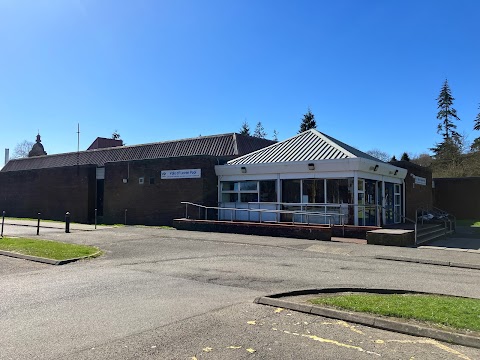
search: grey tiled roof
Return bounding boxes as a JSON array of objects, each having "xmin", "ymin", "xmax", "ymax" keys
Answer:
[
  {"xmin": 2, "ymin": 133, "xmax": 275, "ymax": 172},
  {"xmin": 227, "ymin": 129, "xmax": 380, "ymax": 165}
]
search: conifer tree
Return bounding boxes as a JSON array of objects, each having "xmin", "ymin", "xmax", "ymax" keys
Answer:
[
  {"xmin": 239, "ymin": 121, "xmax": 250, "ymax": 136},
  {"xmin": 253, "ymin": 122, "xmax": 267, "ymax": 139},
  {"xmin": 298, "ymin": 108, "xmax": 316, "ymax": 133},
  {"xmin": 400, "ymin": 152, "xmax": 410, "ymax": 161},
  {"xmin": 436, "ymin": 79, "xmax": 460, "ymax": 140},
  {"xmin": 471, "ymin": 104, "xmax": 480, "ymax": 151}
]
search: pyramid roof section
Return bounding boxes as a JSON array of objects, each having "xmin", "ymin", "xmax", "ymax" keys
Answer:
[{"xmin": 227, "ymin": 129, "xmax": 381, "ymax": 165}]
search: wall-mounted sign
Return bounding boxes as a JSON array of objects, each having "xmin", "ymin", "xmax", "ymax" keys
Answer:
[
  {"xmin": 414, "ymin": 175, "xmax": 426, "ymax": 186},
  {"xmin": 161, "ymin": 168, "xmax": 201, "ymax": 179}
]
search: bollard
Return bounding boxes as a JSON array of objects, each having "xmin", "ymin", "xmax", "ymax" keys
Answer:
[
  {"xmin": 37, "ymin": 212, "xmax": 41, "ymax": 235},
  {"xmin": 124, "ymin": 209, "xmax": 128, "ymax": 225},
  {"xmin": 95, "ymin": 208, "xmax": 97, "ymax": 229},
  {"xmin": 65, "ymin": 212, "xmax": 70, "ymax": 233},
  {"xmin": 1, "ymin": 210, "xmax": 5, "ymax": 237}
]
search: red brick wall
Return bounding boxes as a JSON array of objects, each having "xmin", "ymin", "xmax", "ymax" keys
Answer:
[
  {"xmin": 433, "ymin": 177, "xmax": 480, "ymax": 219},
  {"xmin": 391, "ymin": 161, "xmax": 433, "ymax": 219},
  {"xmin": 0, "ymin": 165, "xmax": 96, "ymax": 223},
  {"xmin": 102, "ymin": 156, "xmax": 228, "ymax": 225}
]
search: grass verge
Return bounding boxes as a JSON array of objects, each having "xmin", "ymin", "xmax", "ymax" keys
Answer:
[
  {"xmin": 309, "ymin": 293, "xmax": 480, "ymax": 333},
  {"xmin": 0, "ymin": 237, "xmax": 101, "ymax": 260},
  {"xmin": 456, "ymin": 219, "xmax": 480, "ymax": 227}
]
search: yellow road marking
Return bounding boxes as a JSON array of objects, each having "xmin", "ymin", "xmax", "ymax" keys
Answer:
[
  {"xmin": 246, "ymin": 348, "xmax": 256, "ymax": 353},
  {"xmin": 274, "ymin": 308, "xmax": 284, "ymax": 313},
  {"xmin": 301, "ymin": 334, "xmax": 381, "ymax": 356},
  {"xmin": 386, "ymin": 339, "xmax": 471, "ymax": 360},
  {"xmin": 226, "ymin": 346, "xmax": 242, "ymax": 349},
  {"xmin": 202, "ymin": 347, "xmax": 213, "ymax": 352},
  {"xmin": 247, "ymin": 320, "xmax": 256, "ymax": 325},
  {"xmin": 336, "ymin": 320, "xmax": 365, "ymax": 335}
]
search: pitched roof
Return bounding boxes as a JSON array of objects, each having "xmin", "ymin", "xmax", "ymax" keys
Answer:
[
  {"xmin": 2, "ymin": 133, "xmax": 275, "ymax": 172},
  {"xmin": 227, "ymin": 129, "xmax": 380, "ymax": 165}
]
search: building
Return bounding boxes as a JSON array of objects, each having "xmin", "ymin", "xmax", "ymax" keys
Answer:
[
  {"xmin": 0, "ymin": 133, "xmax": 274, "ymax": 225},
  {"xmin": 215, "ymin": 130, "xmax": 408, "ymax": 226},
  {"xmin": 1, "ymin": 130, "xmax": 433, "ymax": 228}
]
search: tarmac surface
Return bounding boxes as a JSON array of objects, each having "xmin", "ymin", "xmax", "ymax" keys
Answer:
[{"xmin": 0, "ymin": 219, "xmax": 479, "ymax": 359}]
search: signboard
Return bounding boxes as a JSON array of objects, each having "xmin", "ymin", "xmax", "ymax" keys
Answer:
[
  {"xmin": 161, "ymin": 169, "xmax": 201, "ymax": 179},
  {"xmin": 414, "ymin": 175, "xmax": 426, "ymax": 186}
]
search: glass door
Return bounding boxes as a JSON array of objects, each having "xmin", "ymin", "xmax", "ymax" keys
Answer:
[
  {"xmin": 384, "ymin": 183, "xmax": 394, "ymax": 225},
  {"xmin": 364, "ymin": 180, "xmax": 377, "ymax": 226}
]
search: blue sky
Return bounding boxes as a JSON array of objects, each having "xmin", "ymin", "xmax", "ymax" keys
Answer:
[{"xmin": 1, "ymin": 0, "xmax": 479, "ymax": 163}]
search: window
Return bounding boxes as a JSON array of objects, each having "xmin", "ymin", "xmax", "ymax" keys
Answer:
[
  {"xmin": 149, "ymin": 177, "xmax": 155, "ymax": 185},
  {"xmin": 302, "ymin": 179, "xmax": 324, "ymax": 203},
  {"xmin": 138, "ymin": 177, "xmax": 144, "ymax": 185},
  {"xmin": 220, "ymin": 180, "xmax": 276, "ymax": 203},
  {"xmin": 282, "ymin": 180, "xmax": 301, "ymax": 203},
  {"xmin": 259, "ymin": 180, "xmax": 276, "ymax": 202},
  {"xmin": 327, "ymin": 179, "xmax": 351, "ymax": 203}
]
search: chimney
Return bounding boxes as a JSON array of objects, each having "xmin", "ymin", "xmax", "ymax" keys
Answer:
[{"xmin": 4, "ymin": 148, "xmax": 9, "ymax": 165}]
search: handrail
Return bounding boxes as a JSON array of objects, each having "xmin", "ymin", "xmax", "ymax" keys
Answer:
[{"xmin": 181, "ymin": 202, "xmax": 344, "ymax": 227}]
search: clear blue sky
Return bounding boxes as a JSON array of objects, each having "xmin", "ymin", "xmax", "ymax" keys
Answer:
[{"xmin": 1, "ymin": 0, "xmax": 479, "ymax": 163}]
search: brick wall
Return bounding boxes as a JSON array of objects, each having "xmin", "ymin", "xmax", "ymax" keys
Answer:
[
  {"xmin": 391, "ymin": 161, "xmax": 433, "ymax": 219},
  {"xmin": 102, "ymin": 156, "xmax": 229, "ymax": 225},
  {"xmin": 0, "ymin": 165, "xmax": 96, "ymax": 223},
  {"xmin": 433, "ymin": 177, "xmax": 480, "ymax": 219}
]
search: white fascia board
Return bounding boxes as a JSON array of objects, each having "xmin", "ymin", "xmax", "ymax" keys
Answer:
[
  {"xmin": 215, "ymin": 158, "xmax": 407, "ymax": 181},
  {"xmin": 357, "ymin": 158, "xmax": 407, "ymax": 180},
  {"xmin": 215, "ymin": 158, "xmax": 361, "ymax": 176}
]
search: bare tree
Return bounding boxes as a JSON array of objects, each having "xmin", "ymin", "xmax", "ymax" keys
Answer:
[
  {"xmin": 366, "ymin": 149, "xmax": 390, "ymax": 162},
  {"xmin": 13, "ymin": 140, "xmax": 34, "ymax": 159}
]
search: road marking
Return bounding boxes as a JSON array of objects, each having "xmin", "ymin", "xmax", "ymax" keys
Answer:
[
  {"xmin": 386, "ymin": 339, "xmax": 471, "ymax": 360},
  {"xmin": 301, "ymin": 334, "xmax": 381, "ymax": 356},
  {"xmin": 202, "ymin": 347, "xmax": 213, "ymax": 352},
  {"xmin": 336, "ymin": 320, "xmax": 365, "ymax": 335}
]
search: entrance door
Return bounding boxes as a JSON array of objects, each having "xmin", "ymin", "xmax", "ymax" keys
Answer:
[
  {"xmin": 384, "ymin": 183, "xmax": 394, "ymax": 225},
  {"xmin": 364, "ymin": 180, "xmax": 377, "ymax": 226}
]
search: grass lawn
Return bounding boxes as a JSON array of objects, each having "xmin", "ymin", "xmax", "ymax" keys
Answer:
[
  {"xmin": 456, "ymin": 219, "xmax": 480, "ymax": 227},
  {"xmin": 0, "ymin": 237, "xmax": 101, "ymax": 260},
  {"xmin": 309, "ymin": 293, "xmax": 480, "ymax": 333}
]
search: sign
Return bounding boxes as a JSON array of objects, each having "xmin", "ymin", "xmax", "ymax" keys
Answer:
[
  {"xmin": 414, "ymin": 175, "xmax": 426, "ymax": 186},
  {"xmin": 161, "ymin": 169, "xmax": 201, "ymax": 179}
]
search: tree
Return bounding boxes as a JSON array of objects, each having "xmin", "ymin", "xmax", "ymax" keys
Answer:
[
  {"xmin": 253, "ymin": 122, "xmax": 267, "ymax": 139},
  {"xmin": 366, "ymin": 149, "xmax": 390, "ymax": 162},
  {"xmin": 239, "ymin": 121, "xmax": 250, "ymax": 136},
  {"xmin": 12, "ymin": 140, "xmax": 34, "ymax": 159},
  {"xmin": 390, "ymin": 155, "xmax": 397, "ymax": 162},
  {"xmin": 298, "ymin": 108, "xmax": 316, "ymax": 133},
  {"xmin": 436, "ymin": 79, "xmax": 460, "ymax": 140},
  {"xmin": 272, "ymin": 129, "xmax": 279, "ymax": 141},
  {"xmin": 112, "ymin": 130, "xmax": 121, "ymax": 140},
  {"xmin": 472, "ymin": 104, "xmax": 480, "ymax": 152},
  {"xmin": 411, "ymin": 153, "xmax": 433, "ymax": 168},
  {"xmin": 400, "ymin": 152, "xmax": 410, "ymax": 161}
]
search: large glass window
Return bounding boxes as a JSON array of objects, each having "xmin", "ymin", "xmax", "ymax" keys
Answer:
[
  {"xmin": 302, "ymin": 179, "xmax": 324, "ymax": 203},
  {"xmin": 260, "ymin": 181, "xmax": 277, "ymax": 202},
  {"xmin": 282, "ymin": 180, "xmax": 301, "ymax": 203},
  {"xmin": 220, "ymin": 180, "xmax": 276, "ymax": 203},
  {"xmin": 327, "ymin": 179, "xmax": 351, "ymax": 203}
]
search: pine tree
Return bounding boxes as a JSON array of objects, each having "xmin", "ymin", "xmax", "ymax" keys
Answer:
[
  {"xmin": 400, "ymin": 152, "xmax": 410, "ymax": 161},
  {"xmin": 472, "ymin": 104, "xmax": 480, "ymax": 152},
  {"xmin": 298, "ymin": 108, "xmax": 316, "ymax": 133},
  {"xmin": 253, "ymin": 122, "xmax": 267, "ymax": 139},
  {"xmin": 436, "ymin": 79, "xmax": 460, "ymax": 140},
  {"xmin": 239, "ymin": 121, "xmax": 250, "ymax": 136},
  {"xmin": 390, "ymin": 155, "xmax": 397, "ymax": 162},
  {"xmin": 272, "ymin": 129, "xmax": 279, "ymax": 141}
]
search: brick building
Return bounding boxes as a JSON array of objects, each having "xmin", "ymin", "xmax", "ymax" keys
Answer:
[{"xmin": 0, "ymin": 133, "xmax": 274, "ymax": 225}]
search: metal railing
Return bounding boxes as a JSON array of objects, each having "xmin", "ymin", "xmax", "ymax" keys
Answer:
[{"xmin": 181, "ymin": 202, "xmax": 344, "ymax": 227}]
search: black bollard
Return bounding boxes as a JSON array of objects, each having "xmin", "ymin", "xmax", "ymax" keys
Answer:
[
  {"xmin": 95, "ymin": 208, "xmax": 97, "ymax": 229},
  {"xmin": 1, "ymin": 210, "xmax": 5, "ymax": 237},
  {"xmin": 37, "ymin": 212, "xmax": 41, "ymax": 235},
  {"xmin": 124, "ymin": 209, "xmax": 128, "ymax": 225},
  {"xmin": 65, "ymin": 212, "xmax": 70, "ymax": 233}
]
